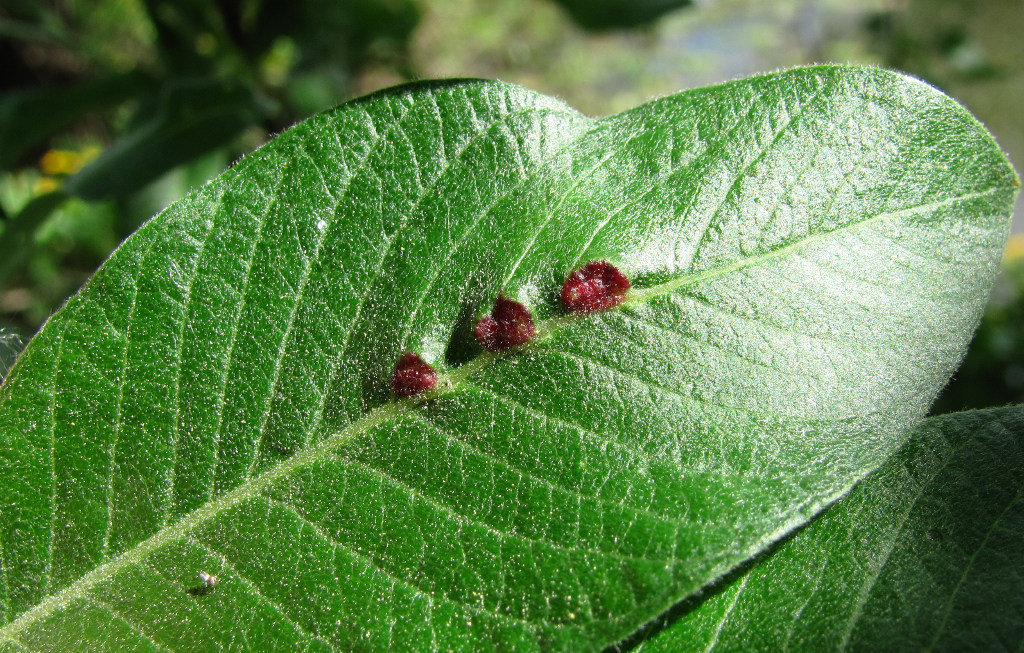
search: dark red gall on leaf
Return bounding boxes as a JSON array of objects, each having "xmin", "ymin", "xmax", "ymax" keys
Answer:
[
  {"xmin": 562, "ymin": 260, "xmax": 631, "ymax": 313},
  {"xmin": 474, "ymin": 295, "xmax": 536, "ymax": 351},
  {"xmin": 391, "ymin": 352, "xmax": 438, "ymax": 398}
]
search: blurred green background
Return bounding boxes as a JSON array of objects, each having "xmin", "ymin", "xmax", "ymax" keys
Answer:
[{"xmin": 1, "ymin": 0, "xmax": 1022, "ymax": 413}]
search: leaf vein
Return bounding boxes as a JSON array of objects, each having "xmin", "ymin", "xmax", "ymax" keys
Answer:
[
  {"xmin": 244, "ymin": 143, "xmax": 349, "ymax": 480},
  {"xmin": 0, "ymin": 528, "xmax": 9, "ymax": 624},
  {"xmin": 205, "ymin": 162, "xmax": 293, "ymax": 501},
  {"xmin": 86, "ymin": 595, "xmax": 172, "ymax": 652},
  {"xmin": 193, "ymin": 540, "xmax": 335, "ymax": 650},
  {"xmin": 454, "ymin": 381, "xmax": 667, "ymax": 504},
  {"xmin": 102, "ymin": 235, "xmax": 161, "ymax": 559},
  {"xmin": 542, "ymin": 347, "xmax": 766, "ymax": 423},
  {"xmin": 323, "ymin": 424, "xmax": 676, "ymax": 566},
  {"xmin": 613, "ymin": 310, "xmax": 827, "ymax": 385},
  {"xmin": 703, "ymin": 574, "xmax": 749, "ymax": 653},
  {"xmin": 926, "ymin": 476, "xmax": 1024, "ymax": 651},
  {"xmin": 261, "ymin": 497, "xmax": 547, "ymax": 632},
  {"xmin": 502, "ymin": 146, "xmax": 620, "ymax": 288},
  {"xmin": 579, "ymin": 90, "xmax": 769, "ymax": 268},
  {"xmin": 392, "ymin": 115, "xmax": 596, "ymax": 351},
  {"xmin": 406, "ymin": 409, "xmax": 678, "ymax": 535},
  {"xmin": 628, "ymin": 188, "xmax": 1007, "ymax": 307},
  {"xmin": 837, "ymin": 441, "xmax": 959, "ymax": 649},
  {"xmin": 690, "ymin": 82, "xmax": 827, "ymax": 268},
  {"xmin": 307, "ymin": 104, "xmax": 574, "ymax": 441},
  {"xmin": 42, "ymin": 319, "xmax": 71, "ymax": 597}
]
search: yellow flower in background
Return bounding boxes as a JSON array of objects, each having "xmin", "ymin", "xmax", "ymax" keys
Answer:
[
  {"xmin": 38, "ymin": 146, "xmax": 101, "ymax": 176},
  {"xmin": 1004, "ymin": 234, "xmax": 1024, "ymax": 264},
  {"xmin": 32, "ymin": 146, "xmax": 102, "ymax": 196}
]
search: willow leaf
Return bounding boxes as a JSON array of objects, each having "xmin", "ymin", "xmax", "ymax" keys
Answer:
[{"xmin": 0, "ymin": 66, "xmax": 1017, "ymax": 651}]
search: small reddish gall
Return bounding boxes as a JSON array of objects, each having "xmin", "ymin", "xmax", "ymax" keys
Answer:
[
  {"xmin": 391, "ymin": 352, "xmax": 438, "ymax": 398},
  {"xmin": 474, "ymin": 295, "xmax": 536, "ymax": 351},
  {"xmin": 562, "ymin": 260, "xmax": 630, "ymax": 313}
]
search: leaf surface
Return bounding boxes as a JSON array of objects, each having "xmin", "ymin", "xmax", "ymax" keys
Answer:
[
  {"xmin": 0, "ymin": 66, "xmax": 1017, "ymax": 650},
  {"xmin": 637, "ymin": 404, "xmax": 1024, "ymax": 652}
]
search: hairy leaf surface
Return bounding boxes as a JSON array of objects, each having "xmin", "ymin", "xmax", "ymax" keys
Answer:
[{"xmin": 0, "ymin": 66, "xmax": 1017, "ymax": 650}]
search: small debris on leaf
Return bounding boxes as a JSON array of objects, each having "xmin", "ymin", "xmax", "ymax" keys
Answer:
[{"xmin": 187, "ymin": 571, "xmax": 220, "ymax": 596}]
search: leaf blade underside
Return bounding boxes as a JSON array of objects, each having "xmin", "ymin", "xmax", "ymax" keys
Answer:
[
  {"xmin": 636, "ymin": 405, "xmax": 1024, "ymax": 653},
  {"xmin": 0, "ymin": 66, "xmax": 1017, "ymax": 650}
]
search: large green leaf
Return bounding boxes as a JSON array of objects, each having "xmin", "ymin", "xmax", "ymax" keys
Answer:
[
  {"xmin": 636, "ymin": 404, "xmax": 1024, "ymax": 652},
  {"xmin": 0, "ymin": 66, "xmax": 1017, "ymax": 650}
]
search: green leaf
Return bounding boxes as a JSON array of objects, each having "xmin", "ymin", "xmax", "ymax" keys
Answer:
[
  {"xmin": 0, "ymin": 66, "xmax": 1017, "ymax": 650},
  {"xmin": 636, "ymin": 404, "xmax": 1024, "ymax": 652}
]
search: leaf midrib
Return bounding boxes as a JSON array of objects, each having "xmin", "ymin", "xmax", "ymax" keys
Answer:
[
  {"xmin": 0, "ymin": 184, "xmax": 1007, "ymax": 643},
  {"xmin": 0, "ymin": 401, "xmax": 409, "ymax": 643}
]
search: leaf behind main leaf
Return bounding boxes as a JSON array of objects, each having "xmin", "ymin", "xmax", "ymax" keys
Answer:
[
  {"xmin": 0, "ymin": 66, "xmax": 1017, "ymax": 650},
  {"xmin": 636, "ymin": 404, "xmax": 1024, "ymax": 652}
]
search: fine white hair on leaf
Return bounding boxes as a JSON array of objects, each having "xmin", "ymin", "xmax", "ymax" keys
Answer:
[{"xmin": 0, "ymin": 328, "xmax": 24, "ymax": 380}]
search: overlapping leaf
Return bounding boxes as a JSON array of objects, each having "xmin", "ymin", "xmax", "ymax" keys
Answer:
[
  {"xmin": 637, "ymin": 405, "xmax": 1024, "ymax": 652},
  {"xmin": 0, "ymin": 66, "xmax": 1017, "ymax": 650}
]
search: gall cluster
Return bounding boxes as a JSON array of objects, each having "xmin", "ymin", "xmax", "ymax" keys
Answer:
[{"xmin": 391, "ymin": 260, "xmax": 630, "ymax": 398}]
